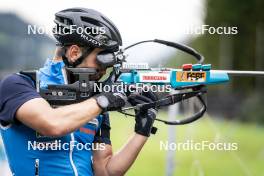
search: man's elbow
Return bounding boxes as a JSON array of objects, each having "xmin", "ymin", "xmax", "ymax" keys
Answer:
[
  {"xmin": 37, "ymin": 114, "xmax": 67, "ymax": 137},
  {"xmin": 40, "ymin": 126, "xmax": 66, "ymax": 138},
  {"xmin": 106, "ymin": 165, "xmax": 125, "ymax": 176}
]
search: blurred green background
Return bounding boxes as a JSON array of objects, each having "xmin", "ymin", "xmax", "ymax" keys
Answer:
[
  {"xmin": 166, "ymin": 0, "xmax": 264, "ymax": 124},
  {"xmin": 110, "ymin": 112, "xmax": 264, "ymax": 176},
  {"xmin": 0, "ymin": 0, "xmax": 264, "ymax": 175}
]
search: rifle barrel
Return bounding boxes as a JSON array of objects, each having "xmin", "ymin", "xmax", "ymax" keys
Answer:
[{"xmin": 212, "ymin": 70, "xmax": 264, "ymax": 77}]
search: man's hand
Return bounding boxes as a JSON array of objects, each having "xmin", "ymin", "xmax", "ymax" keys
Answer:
[
  {"xmin": 93, "ymin": 92, "xmax": 127, "ymax": 112},
  {"xmin": 128, "ymin": 91, "xmax": 158, "ymax": 137}
]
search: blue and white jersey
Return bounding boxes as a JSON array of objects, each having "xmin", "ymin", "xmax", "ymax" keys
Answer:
[{"xmin": 0, "ymin": 59, "xmax": 109, "ymax": 176}]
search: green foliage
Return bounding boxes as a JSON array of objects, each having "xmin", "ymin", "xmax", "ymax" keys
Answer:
[
  {"xmin": 239, "ymin": 92, "xmax": 264, "ymax": 124},
  {"xmin": 166, "ymin": 0, "xmax": 264, "ymax": 123},
  {"xmin": 203, "ymin": 0, "xmax": 264, "ymax": 91},
  {"xmin": 0, "ymin": 13, "xmax": 54, "ymax": 76}
]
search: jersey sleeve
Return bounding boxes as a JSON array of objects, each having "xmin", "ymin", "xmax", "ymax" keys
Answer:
[
  {"xmin": 93, "ymin": 112, "xmax": 111, "ymax": 145},
  {"xmin": 0, "ymin": 74, "xmax": 41, "ymax": 124}
]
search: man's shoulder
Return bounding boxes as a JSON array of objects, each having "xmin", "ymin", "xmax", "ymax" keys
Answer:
[
  {"xmin": 0, "ymin": 73, "xmax": 37, "ymax": 96},
  {"xmin": 0, "ymin": 73, "xmax": 34, "ymax": 88},
  {"xmin": 0, "ymin": 73, "xmax": 40, "ymax": 124}
]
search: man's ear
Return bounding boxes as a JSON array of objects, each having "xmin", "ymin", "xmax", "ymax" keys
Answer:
[{"xmin": 66, "ymin": 45, "xmax": 82, "ymax": 63}]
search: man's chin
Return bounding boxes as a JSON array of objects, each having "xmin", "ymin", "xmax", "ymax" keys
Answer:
[{"xmin": 90, "ymin": 74, "xmax": 103, "ymax": 81}]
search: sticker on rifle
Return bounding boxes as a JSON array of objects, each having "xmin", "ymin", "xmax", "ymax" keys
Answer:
[
  {"xmin": 139, "ymin": 72, "xmax": 170, "ymax": 83},
  {"xmin": 176, "ymin": 71, "xmax": 206, "ymax": 82},
  {"xmin": 122, "ymin": 63, "xmax": 149, "ymax": 70}
]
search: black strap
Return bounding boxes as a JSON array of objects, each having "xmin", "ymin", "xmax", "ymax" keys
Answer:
[
  {"xmin": 136, "ymin": 89, "xmax": 206, "ymax": 110},
  {"xmin": 94, "ymin": 112, "xmax": 111, "ymax": 145},
  {"xmin": 18, "ymin": 70, "xmax": 37, "ymax": 87},
  {"xmin": 19, "ymin": 70, "xmax": 37, "ymax": 82}
]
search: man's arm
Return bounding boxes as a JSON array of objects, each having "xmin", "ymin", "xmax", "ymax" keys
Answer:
[
  {"xmin": 16, "ymin": 97, "xmax": 102, "ymax": 137},
  {"xmin": 93, "ymin": 133, "xmax": 147, "ymax": 176},
  {"xmin": 93, "ymin": 91, "xmax": 158, "ymax": 176},
  {"xmin": 16, "ymin": 92, "xmax": 126, "ymax": 137}
]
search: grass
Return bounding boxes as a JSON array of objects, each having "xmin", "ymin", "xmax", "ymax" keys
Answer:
[{"xmin": 109, "ymin": 111, "xmax": 264, "ymax": 176}]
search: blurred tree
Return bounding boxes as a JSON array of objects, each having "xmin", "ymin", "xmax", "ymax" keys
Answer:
[
  {"xmin": 0, "ymin": 13, "xmax": 55, "ymax": 78},
  {"xmin": 166, "ymin": 0, "xmax": 264, "ymax": 123}
]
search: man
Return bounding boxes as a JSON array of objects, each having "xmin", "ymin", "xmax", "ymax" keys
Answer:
[{"xmin": 0, "ymin": 8, "xmax": 157, "ymax": 176}]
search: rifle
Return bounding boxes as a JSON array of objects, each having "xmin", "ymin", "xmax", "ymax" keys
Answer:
[{"xmin": 32, "ymin": 39, "xmax": 264, "ymax": 125}]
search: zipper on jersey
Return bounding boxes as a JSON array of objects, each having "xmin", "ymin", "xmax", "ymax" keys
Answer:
[{"xmin": 35, "ymin": 159, "xmax": 39, "ymax": 176}]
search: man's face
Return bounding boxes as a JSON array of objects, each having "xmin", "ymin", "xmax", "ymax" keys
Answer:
[
  {"xmin": 66, "ymin": 45, "xmax": 107, "ymax": 80},
  {"xmin": 77, "ymin": 48, "xmax": 107, "ymax": 80}
]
